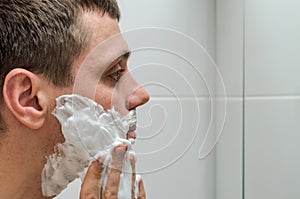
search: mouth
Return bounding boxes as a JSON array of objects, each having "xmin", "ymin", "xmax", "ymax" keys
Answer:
[{"xmin": 127, "ymin": 126, "xmax": 137, "ymax": 140}]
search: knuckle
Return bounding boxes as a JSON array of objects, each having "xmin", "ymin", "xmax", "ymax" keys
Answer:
[
  {"xmin": 80, "ymin": 192, "xmax": 99, "ymax": 199},
  {"xmin": 130, "ymin": 154, "xmax": 136, "ymax": 164},
  {"xmin": 104, "ymin": 189, "xmax": 118, "ymax": 199}
]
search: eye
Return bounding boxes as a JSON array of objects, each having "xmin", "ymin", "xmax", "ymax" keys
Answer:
[{"xmin": 109, "ymin": 69, "xmax": 125, "ymax": 82}]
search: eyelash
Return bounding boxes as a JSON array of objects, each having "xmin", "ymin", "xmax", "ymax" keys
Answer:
[{"xmin": 109, "ymin": 69, "xmax": 125, "ymax": 82}]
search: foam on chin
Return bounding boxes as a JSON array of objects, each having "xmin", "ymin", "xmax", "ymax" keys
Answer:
[{"xmin": 41, "ymin": 94, "xmax": 140, "ymax": 198}]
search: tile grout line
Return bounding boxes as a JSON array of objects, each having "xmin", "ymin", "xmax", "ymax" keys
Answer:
[
  {"xmin": 149, "ymin": 96, "xmax": 300, "ymax": 101},
  {"xmin": 242, "ymin": 0, "xmax": 246, "ymax": 198},
  {"xmin": 245, "ymin": 95, "xmax": 300, "ymax": 100}
]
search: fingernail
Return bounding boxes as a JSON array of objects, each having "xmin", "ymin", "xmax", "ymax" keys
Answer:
[
  {"xmin": 92, "ymin": 160, "xmax": 101, "ymax": 170},
  {"xmin": 97, "ymin": 158, "xmax": 104, "ymax": 167}
]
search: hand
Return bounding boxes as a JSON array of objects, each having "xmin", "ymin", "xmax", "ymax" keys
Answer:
[{"xmin": 79, "ymin": 145, "xmax": 146, "ymax": 199}]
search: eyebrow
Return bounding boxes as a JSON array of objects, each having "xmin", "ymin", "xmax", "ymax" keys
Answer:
[
  {"xmin": 122, "ymin": 51, "xmax": 131, "ymax": 60},
  {"xmin": 111, "ymin": 51, "xmax": 131, "ymax": 66},
  {"xmin": 104, "ymin": 51, "xmax": 131, "ymax": 72}
]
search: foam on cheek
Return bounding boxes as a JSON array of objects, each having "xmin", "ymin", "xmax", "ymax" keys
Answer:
[{"xmin": 41, "ymin": 94, "xmax": 140, "ymax": 198}]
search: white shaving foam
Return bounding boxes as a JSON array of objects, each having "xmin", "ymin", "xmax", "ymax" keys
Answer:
[{"xmin": 41, "ymin": 94, "xmax": 140, "ymax": 198}]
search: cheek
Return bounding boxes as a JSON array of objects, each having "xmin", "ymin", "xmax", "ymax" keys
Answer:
[
  {"xmin": 94, "ymin": 86, "xmax": 113, "ymax": 111},
  {"xmin": 41, "ymin": 116, "xmax": 65, "ymax": 156},
  {"xmin": 111, "ymin": 89, "xmax": 129, "ymax": 115},
  {"xmin": 95, "ymin": 84, "xmax": 128, "ymax": 115}
]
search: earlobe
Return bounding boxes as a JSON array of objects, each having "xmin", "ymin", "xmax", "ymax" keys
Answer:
[{"xmin": 3, "ymin": 68, "xmax": 48, "ymax": 129}]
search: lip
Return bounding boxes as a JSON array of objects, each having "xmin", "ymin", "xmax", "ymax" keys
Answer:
[{"xmin": 127, "ymin": 130, "xmax": 136, "ymax": 139}]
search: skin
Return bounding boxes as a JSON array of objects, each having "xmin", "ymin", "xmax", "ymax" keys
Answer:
[{"xmin": 0, "ymin": 11, "xmax": 149, "ymax": 199}]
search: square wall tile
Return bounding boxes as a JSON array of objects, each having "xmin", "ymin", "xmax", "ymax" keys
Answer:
[
  {"xmin": 116, "ymin": 0, "xmax": 217, "ymax": 98},
  {"xmin": 245, "ymin": 0, "xmax": 300, "ymax": 96},
  {"xmin": 134, "ymin": 98, "xmax": 216, "ymax": 199},
  {"xmin": 128, "ymin": 49, "xmax": 213, "ymax": 98},
  {"xmin": 118, "ymin": 0, "xmax": 216, "ymax": 57},
  {"xmin": 216, "ymin": 99, "xmax": 243, "ymax": 199},
  {"xmin": 245, "ymin": 98, "xmax": 300, "ymax": 199},
  {"xmin": 216, "ymin": 0, "xmax": 244, "ymax": 97}
]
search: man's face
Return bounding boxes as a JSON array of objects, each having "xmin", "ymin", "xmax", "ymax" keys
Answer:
[{"xmin": 62, "ymin": 11, "xmax": 149, "ymax": 137}]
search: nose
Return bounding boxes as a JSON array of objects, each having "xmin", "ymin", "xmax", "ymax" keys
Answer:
[{"xmin": 127, "ymin": 86, "xmax": 150, "ymax": 110}]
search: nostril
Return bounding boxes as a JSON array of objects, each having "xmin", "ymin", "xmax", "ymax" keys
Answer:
[
  {"xmin": 141, "ymin": 90, "xmax": 150, "ymax": 104},
  {"xmin": 127, "ymin": 87, "xmax": 150, "ymax": 110}
]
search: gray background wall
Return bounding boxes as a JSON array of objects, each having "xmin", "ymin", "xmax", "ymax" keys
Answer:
[{"xmin": 216, "ymin": 0, "xmax": 300, "ymax": 199}]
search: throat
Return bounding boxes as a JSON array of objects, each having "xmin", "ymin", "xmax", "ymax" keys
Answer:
[
  {"xmin": 0, "ymin": 156, "xmax": 51, "ymax": 199},
  {"xmin": 0, "ymin": 176, "xmax": 52, "ymax": 199}
]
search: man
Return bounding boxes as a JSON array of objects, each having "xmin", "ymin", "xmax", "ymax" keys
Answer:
[{"xmin": 0, "ymin": 0, "xmax": 149, "ymax": 198}]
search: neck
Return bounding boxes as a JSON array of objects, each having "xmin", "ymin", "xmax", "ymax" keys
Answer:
[
  {"xmin": 0, "ymin": 174, "xmax": 52, "ymax": 199},
  {"xmin": 0, "ymin": 134, "xmax": 53, "ymax": 199},
  {"xmin": 0, "ymin": 107, "xmax": 64, "ymax": 199}
]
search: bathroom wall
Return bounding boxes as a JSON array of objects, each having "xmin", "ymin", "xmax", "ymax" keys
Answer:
[
  {"xmin": 56, "ymin": 0, "xmax": 217, "ymax": 198},
  {"xmin": 244, "ymin": 0, "xmax": 300, "ymax": 198},
  {"xmin": 216, "ymin": 0, "xmax": 300, "ymax": 199},
  {"xmin": 215, "ymin": 0, "xmax": 244, "ymax": 199}
]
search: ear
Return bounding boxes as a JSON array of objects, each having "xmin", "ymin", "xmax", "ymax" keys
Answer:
[{"xmin": 3, "ymin": 68, "xmax": 49, "ymax": 129}]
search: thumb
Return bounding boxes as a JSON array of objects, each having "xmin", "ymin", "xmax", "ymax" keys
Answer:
[{"xmin": 80, "ymin": 160, "xmax": 103, "ymax": 199}]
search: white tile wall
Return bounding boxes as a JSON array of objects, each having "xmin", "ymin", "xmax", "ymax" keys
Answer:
[
  {"xmin": 117, "ymin": 0, "xmax": 216, "ymax": 58},
  {"xmin": 125, "ymin": 38, "xmax": 213, "ymax": 98},
  {"xmin": 216, "ymin": 0, "xmax": 244, "ymax": 97},
  {"xmin": 216, "ymin": 0, "xmax": 244, "ymax": 199},
  {"xmin": 118, "ymin": 0, "xmax": 216, "ymax": 98},
  {"xmin": 245, "ymin": 99, "xmax": 300, "ymax": 199},
  {"xmin": 244, "ymin": 1, "xmax": 300, "ymax": 199},
  {"xmin": 216, "ymin": 100, "xmax": 243, "ymax": 199},
  {"xmin": 245, "ymin": 0, "xmax": 300, "ymax": 96},
  {"xmin": 134, "ymin": 99, "xmax": 216, "ymax": 199}
]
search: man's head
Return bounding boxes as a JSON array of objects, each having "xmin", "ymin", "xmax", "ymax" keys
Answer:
[
  {"xmin": 0, "ymin": 0, "xmax": 121, "ymax": 132},
  {"xmin": 0, "ymin": 1, "xmax": 149, "ymax": 198},
  {"xmin": 0, "ymin": 0, "xmax": 120, "ymax": 88}
]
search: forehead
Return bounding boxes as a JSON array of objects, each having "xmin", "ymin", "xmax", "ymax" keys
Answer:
[
  {"xmin": 82, "ymin": 11, "xmax": 122, "ymax": 48},
  {"xmin": 73, "ymin": 11, "xmax": 129, "ymax": 72}
]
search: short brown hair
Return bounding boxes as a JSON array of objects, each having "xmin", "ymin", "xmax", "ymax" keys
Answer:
[{"xmin": 0, "ymin": 0, "xmax": 120, "ymax": 133}]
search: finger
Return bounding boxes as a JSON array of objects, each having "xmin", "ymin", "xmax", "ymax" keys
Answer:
[
  {"xmin": 80, "ymin": 160, "xmax": 103, "ymax": 199},
  {"xmin": 103, "ymin": 144, "xmax": 127, "ymax": 199},
  {"xmin": 138, "ymin": 179, "xmax": 146, "ymax": 199},
  {"xmin": 130, "ymin": 154, "xmax": 136, "ymax": 199}
]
